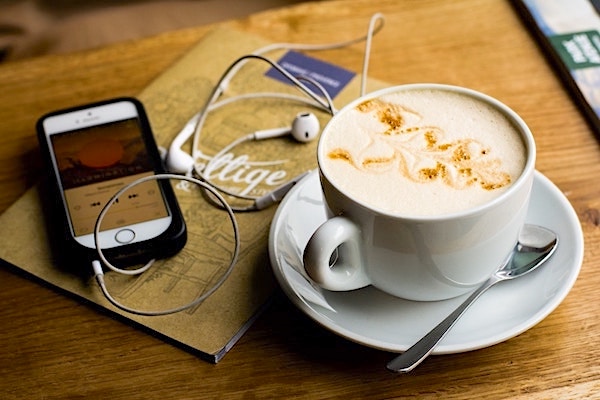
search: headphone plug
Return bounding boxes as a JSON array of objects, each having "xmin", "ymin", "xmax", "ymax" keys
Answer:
[{"xmin": 92, "ymin": 260, "xmax": 104, "ymax": 277}]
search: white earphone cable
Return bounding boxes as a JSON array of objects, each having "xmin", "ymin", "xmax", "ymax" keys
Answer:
[
  {"xmin": 92, "ymin": 174, "xmax": 240, "ymax": 316},
  {"xmin": 361, "ymin": 13, "xmax": 384, "ymax": 96}
]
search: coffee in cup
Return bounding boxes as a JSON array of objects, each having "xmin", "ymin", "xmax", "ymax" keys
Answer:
[{"xmin": 303, "ymin": 84, "xmax": 535, "ymax": 301}]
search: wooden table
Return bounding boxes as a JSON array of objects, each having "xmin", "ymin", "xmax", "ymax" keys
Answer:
[{"xmin": 1, "ymin": 0, "xmax": 599, "ymax": 398}]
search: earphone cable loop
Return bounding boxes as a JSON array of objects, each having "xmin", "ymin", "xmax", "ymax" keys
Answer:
[{"xmin": 92, "ymin": 173, "xmax": 241, "ymax": 316}]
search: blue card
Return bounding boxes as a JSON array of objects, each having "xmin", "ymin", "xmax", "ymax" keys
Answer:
[{"xmin": 265, "ymin": 51, "xmax": 355, "ymax": 99}]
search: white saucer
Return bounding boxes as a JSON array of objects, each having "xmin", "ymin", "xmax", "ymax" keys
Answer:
[{"xmin": 268, "ymin": 170, "xmax": 584, "ymax": 354}]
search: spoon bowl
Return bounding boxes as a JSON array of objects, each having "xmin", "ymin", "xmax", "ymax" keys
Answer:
[{"xmin": 386, "ymin": 224, "xmax": 558, "ymax": 373}]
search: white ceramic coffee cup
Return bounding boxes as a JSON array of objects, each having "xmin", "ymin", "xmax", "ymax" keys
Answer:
[{"xmin": 303, "ymin": 84, "xmax": 536, "ymax": 301}]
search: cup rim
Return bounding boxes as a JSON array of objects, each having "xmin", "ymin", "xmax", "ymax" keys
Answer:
[{"xmin": 317, "ymin": 83, "xmax": 536, "ymax": 221}]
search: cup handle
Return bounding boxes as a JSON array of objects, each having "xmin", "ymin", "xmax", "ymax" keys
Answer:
[{"xmin": 303, "ymin": 216, "xmax": 370, "ymax": 291}]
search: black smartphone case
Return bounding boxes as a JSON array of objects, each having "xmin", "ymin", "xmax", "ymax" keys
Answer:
[{"xmin": 36, "ymin": 97, "xmax": 187, "ymax": 274}]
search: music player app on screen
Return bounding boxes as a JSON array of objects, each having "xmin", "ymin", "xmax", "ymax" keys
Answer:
[{"xmin": 50, "ymin": 118, "xmax": 169, "ymax": 236}]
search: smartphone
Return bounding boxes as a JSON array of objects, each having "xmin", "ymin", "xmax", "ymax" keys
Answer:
[{"xmin": 37, "ymin": 97, "xmax": 186, "ymax": 268}]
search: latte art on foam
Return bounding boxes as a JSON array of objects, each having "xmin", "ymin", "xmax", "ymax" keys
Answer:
[
  {"xmin": 329, "ymin": 98, "xmax": 511, "ymax": 190},
  {"xmin": 321, "ymin": 89, "xmax": 527, "ymax": 215}
]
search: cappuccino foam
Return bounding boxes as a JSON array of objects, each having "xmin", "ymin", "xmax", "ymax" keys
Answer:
[{"xmin": 320, "ymin": 88, "xmax": 527, "ymax": 216}]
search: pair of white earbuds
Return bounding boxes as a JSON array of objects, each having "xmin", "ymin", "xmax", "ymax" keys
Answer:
[
  {"xmin": 164, "ymin": 12, "xmax": 385, "ymax": 212},
  {"xmin": 165, "ymin": 111, "xmax": 320, "ymax": 175}
]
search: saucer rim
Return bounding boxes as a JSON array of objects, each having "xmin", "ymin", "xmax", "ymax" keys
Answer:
[{"xmin": 268, "ymin": 169, "xmax": 584, "ymax": 354}]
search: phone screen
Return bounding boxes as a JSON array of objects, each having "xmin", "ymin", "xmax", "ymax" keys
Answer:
[{"xmin": 49, "ymin": 118, "xmax": 169, "ymax": 237}]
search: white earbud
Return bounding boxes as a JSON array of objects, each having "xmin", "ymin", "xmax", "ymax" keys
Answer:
[
  {"xmin": 166, "ymin": 114, "xmax": 199, "ymax": 174},
  {"xmin": 166, "ymin": 142, "xmax": 195, "ymax": 174},
  {"xmin": 291, "ymin": 112, "xmax": 320, "ymax": 142},
  {"xmin": 252, "ymin": 112, "xmax": 320, "ymax": 142},
  {"xmin": 167, "ymin": 112, "xmax": 320, "ymax": 174},
  {"xmin": 166, "ymin": 147, "xmax": 194, "ymax": 174}
]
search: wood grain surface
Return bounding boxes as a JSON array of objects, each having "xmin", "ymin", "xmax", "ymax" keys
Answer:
[{"xmin": 1, "ymin": 0, "xmax": 599, "ymax": 398}]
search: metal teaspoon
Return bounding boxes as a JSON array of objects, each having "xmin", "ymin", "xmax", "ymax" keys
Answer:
[{"xmin": 386, "ymin": 224, "xmax": 558, "ymax": 373}]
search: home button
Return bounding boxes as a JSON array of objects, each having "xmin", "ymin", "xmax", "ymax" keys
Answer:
[{"xmin": 115, "ymin": 229, "xmax": 136, "ymax": 244}]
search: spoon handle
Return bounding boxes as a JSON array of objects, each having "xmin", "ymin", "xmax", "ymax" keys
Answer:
[{"xmin": 386, "ymin": 275, "xmax": 501, "ymax": 373}]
